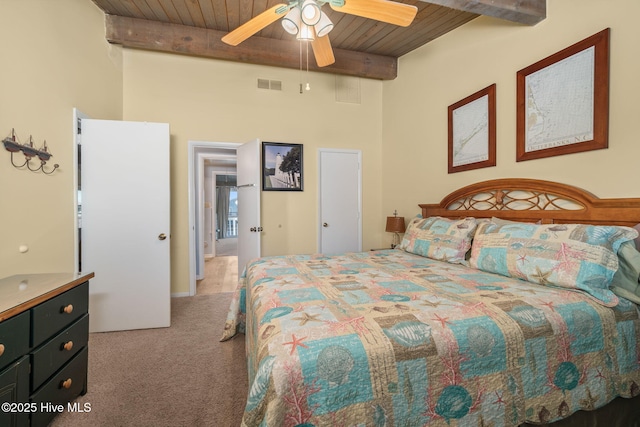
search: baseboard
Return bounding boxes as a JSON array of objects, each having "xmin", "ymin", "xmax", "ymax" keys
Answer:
[{"xmin": 171, "ymin": 292, "xmax": 191, "ymax": 298}]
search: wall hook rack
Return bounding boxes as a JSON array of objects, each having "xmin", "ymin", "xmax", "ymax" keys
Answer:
[{"xmin": 3, "ymin": 128, "xmax": 59, "ymax": 174}]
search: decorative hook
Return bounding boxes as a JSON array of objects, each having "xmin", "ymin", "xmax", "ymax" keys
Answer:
[{"xmin": 3, "ymin": 129, "xmax": 59, "ymax": 174}]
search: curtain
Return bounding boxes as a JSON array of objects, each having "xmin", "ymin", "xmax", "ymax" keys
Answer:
[{"xmin": 216, "ymin": 186, "xmax": 231, "ymax": 238}]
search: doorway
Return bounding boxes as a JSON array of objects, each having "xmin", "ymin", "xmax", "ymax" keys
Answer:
[
  {"xmin": 213, "ymin": 173, "xmax": 238, "ymax": 256},
  {"xmin": 318, "ymin": 148, "xmax": 362, "ymax": 253},
  {"xmin": 189, "ymin": 139, "xmax": 262, "ymax": 296},
  {"xmin": 78, "ymin": 117, "xmax": 171, "ymax": 332},
  {"xmin": 197, "ymin": 172, "xmax": 239, "ymax": 295},
  {"xmin": 188, "ymin": 141, "xmax": 239, "ymax": 296}
]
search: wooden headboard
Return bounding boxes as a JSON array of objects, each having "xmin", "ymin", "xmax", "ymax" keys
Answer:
[{"xmin": 420, "ymin": 178, "xmax": 640, "ymax": 227}]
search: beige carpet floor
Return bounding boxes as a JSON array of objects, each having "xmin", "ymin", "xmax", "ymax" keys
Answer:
[{"xmin": 51, "ymin": 292, "xmax": 248, "ymax": 427}]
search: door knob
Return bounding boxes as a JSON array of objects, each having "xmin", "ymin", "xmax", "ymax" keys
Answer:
[
  {"xmin": 158, "ymin": 233, "xmax": 167, "ymax": 240},
  {"xmin": 250, "ymin": 227, "xmax": 256, "ymax": 232},
  {"xmin": 323, "ymin": 223, "xmax": 329, "ymax": 227}
]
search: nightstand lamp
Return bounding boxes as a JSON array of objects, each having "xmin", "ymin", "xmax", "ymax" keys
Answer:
[{"xmin": 385, "ymin": 210, "xmax": 405, "ymax": 249}]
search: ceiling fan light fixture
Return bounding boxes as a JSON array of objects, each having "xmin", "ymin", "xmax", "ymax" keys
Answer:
[
  {"xmin": 300, "ymin": 0, "xmax": 321, "ymax": 26},
  {"xmin": 297, "ymin": 22, "xmax": 315, "ymax": 41},
  {"xmin": 315, "ymin": 11, "xmax": 334, "ymax": 37},
  {"xmin": 282, "ymin": 7, "xmax": 301, "ymax": 35}
]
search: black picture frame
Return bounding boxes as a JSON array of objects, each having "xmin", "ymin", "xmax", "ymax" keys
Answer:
[{"xmin": 262, "ymin": 142, "xmax": 303, "ymax": 191}]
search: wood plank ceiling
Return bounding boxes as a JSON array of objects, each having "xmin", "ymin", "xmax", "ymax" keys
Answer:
[{"xmin": 91, "ymin": 0, "xmax": 546, "ymax": 80}]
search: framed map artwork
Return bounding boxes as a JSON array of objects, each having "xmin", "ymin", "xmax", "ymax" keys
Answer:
[
  {"xmin": 448, "ymin": 84, "xmax": 496, "ymax": 174},
  {"xmin": 516, "ymin": 28, "xmax": 610, "ymax": 162}
]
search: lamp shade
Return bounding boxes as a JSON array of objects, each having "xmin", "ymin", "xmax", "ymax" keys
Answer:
[
  {"xmin": 282, "ymin": 7, "xmax": 301, "ymax": 35},
  {"xmin": 385, "ymin": 216, "xmax": 405, "ymax": 233},
  {"xmin": 300, "ymin": 0, "xmax": 322, "ymax": 25},
  {"xmin": 297, "ymin": 22, "xmax": 315, "ymax": 41},
  {"xmin": 315, "ymin": 11, "xmax": 334, "ymax": 37}
]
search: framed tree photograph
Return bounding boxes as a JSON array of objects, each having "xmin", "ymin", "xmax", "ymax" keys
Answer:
[
  {"xmin": 262, "ymin": 142, "xmax": 303, "ymax": 191},
  {"xmin": 516, "ymin": 28, "xmax": 610, "ymax": 162},
  {"xmin": 448, "ymin": 84, "xmax": 496, "ymax": 174}
]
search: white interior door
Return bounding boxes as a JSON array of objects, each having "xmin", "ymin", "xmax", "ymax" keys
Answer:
[
  {"xmin": 81, "ymin": 119, "xmax": 171, "ymax": 332},
  {"xmin": 237, "ymin": 139, "xmax": 261, "ymax": 277},
  {"xmin": 319, "ymin": 149, "xmax": 362, "ymax": 254}
]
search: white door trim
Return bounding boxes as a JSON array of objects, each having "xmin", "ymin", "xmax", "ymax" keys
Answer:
[
  {"xmin": 72, "ymin": 108, "xmax": 90, "ymax": 273},
  {"xmin": 317, "ymin": 148, "xmax": 363, "ymax": 253},
  {"xmin": 187, "ymin": 140, "xmax": 239, "ymax": 297}
]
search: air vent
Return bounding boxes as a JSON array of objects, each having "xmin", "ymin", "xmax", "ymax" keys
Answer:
[
  {"xmin": 257, "ymin": 79, "xmax": 282, "ymax": 91},
  {"xmin": 270, "ymin": 80, "xmax": 282, "ymax": 91},
  {"xmin": 335, "ymin": 75, "xmax": 361, "ymax": 104}
]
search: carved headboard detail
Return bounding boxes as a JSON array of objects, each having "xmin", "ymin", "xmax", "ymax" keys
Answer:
[{"xmin": 420, "ymin": 178, "xmax": 640, "ymax": 227}]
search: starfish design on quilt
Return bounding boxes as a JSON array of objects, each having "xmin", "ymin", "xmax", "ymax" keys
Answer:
[
  {"xmin": 530, "ymin": 266, "xmax": 552, "ymax": 285},
  {"xmin": 292, "ymin": 312, "xmax": 322, "ymax": 326},
  {"xmin": 283, "ymin": 334, "xmax": 309, "ymax": 355},
  {"xmin": 493, "ymin": 390, "xmax": 506, "ymax": 405},
  {"xmin": 540, "ymin": 300, "xmax": 556, "ymax": 311},
  {"xmin": 431, "ymin": 313, "xmax": 451, "ymax": 328},
  {"xmin": 579, "ymin": 387, "xmax": 599, "ymax": 410}
]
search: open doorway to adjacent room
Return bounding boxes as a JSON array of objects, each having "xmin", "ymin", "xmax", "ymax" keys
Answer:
[
  {"xmin": 196, "ymin": 172, "xmax": 239, "ymax": 295},
  {"xmin": 189, "ymin": 141, "xmax": 240, "ymax": 296}
]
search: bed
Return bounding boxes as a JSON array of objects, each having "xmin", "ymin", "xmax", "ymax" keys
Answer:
[{"xmin": 221, "ymin": 178, "xmax": 640, "ymax": 427}]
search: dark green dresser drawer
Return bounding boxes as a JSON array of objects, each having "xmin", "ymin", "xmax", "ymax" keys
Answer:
[
  {"xmin": 31, "ymin": 314, "xmax": 89, "ymax": 392},
  {"xmin": 0, "ymin": 355, "xmax": 30, "ymax": 427},
  {"xmin": 30, "ymin": 347, "xmax": 88, "ymax": 427},
  {"xmin": 31, "ymin": 282, "xmax": 88, "ymax": 348},
  {"xmin": 0, "ymin": 312, "xmax": 30, "ymax": 372}
]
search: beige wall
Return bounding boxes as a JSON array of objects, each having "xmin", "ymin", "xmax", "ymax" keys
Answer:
[
  {"xmin": 382, "ymin": 0, "xmax": 640, "ymax": 221},
  {"xmin": 0, "ymin": 0, "xmax": 123, "ymax": 278},
  {"xmin": 4, "ymin": 0, "xmax": 635, "ymax": 297},
  {"xmin": 121, "ymin": 50, "xmax": 383, "ymax": 294}
]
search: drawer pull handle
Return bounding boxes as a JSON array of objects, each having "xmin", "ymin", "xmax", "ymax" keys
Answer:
[
  {"xmin": 0, "ymin": 344, "xmax": 4, "ymax": 357},
  {"xmin": 60, "ymin": 378, "xmax": 73, "ymax": 389},
  {"xmin": 62, "ymin": 341, "xmax": 74, "ymax": 351},
  {"xmin": 62, "ymin": 304, "xmax": 74, "ymax": 314}
]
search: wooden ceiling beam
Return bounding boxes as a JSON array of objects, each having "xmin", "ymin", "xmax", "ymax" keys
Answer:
[
  {"xmin": 418, "ymin": 0, "xmax": 546, "ymax": 25},
  {"xmin": 105, "ymin": 15, "xmax": 398, "ymax": 80}
]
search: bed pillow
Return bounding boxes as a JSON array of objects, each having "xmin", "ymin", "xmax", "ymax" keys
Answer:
[
  {"xmin": 469, "ymin": 220, "xmax": 638, "ymax": 306},
  {"xmin": 398, "ymin": 216, "xmax": 478, "ymax": 264},
  {"xmin": 633, "ymin": 223, "xmax": 640, "ymax": 250},
  {"xmin": 610, "ymin": 240, "xmax": 640, "ymax": 305}
]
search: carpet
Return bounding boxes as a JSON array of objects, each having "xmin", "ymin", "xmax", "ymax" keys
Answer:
[{"xmin": 51, "ymin": 292, "xmax": 248, "ymax": 427}]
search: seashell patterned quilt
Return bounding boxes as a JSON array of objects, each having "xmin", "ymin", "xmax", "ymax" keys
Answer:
[{"xmin": 221, "ymin": 249, "xmax": 640, "ymax": 426}]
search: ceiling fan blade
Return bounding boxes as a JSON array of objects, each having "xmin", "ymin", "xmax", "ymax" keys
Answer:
[
  {"xmin": 311, "ymin": 35, "xmax": 335, "ymax": 67},
  {"xmin": 331, "ymin": 0, "xmax": 417, "ymax": 27},
  {"xmin": 222, "ymin": 4, "xmax": 288, "ymax": 46}
]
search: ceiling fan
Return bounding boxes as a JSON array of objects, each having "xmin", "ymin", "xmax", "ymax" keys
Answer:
[{"xmin": 221, "ymin": 0, "xmax": 418, "ymax": 67}]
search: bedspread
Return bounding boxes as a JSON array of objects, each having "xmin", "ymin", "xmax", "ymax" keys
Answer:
[{"xmin": 221, "ymin": 249, "xmax": 640, "ymax": 427}]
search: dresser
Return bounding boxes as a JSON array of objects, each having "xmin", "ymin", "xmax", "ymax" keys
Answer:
[{"xmin": 0, "ymin": 272, "xmax": 93, "ymax": 427}]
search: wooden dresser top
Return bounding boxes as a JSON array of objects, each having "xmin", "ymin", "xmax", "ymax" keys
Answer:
[{"xmin": 0, "ymin": 272, "xmax": 94, "ymax": 322}]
